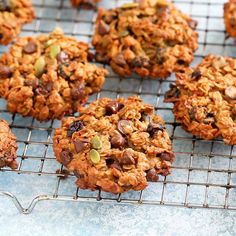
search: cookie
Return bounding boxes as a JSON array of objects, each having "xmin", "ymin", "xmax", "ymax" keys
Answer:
[
  {"xmin": 53, "ymin": 96, "xmax": 175, "ymax": 194},
  {"xmin": 0, "ymin": 119, "xmax": 18, "ymax": 169},
  {"xmin": 70, "ymin": 0, "xmax": 100, "ymax": 8},
  {"xmin": 165, "ymin": 55, "xmax": 236, "ymax": 145},
  {"xmin": 0, "ymin": 0, "xmax": 35, "ymax": 45},
  {"xmin": 92, "ymin": 0, "xmax": 198, "ymax": 79},
  {"xmin": 0, "ymin": 28, "xmax": 108, "ymax": 121},
  {"xmin": 224, "ymin": 0, "xmax": 236, "ymax": 39}
]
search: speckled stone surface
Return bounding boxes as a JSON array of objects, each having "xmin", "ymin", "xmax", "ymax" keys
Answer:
[{"xmin": 1, "ymin": 0, "xmax": 236, "ymax": 235}]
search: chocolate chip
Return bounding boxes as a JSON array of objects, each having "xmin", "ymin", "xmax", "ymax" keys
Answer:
[
  {"xmin": 156, "ymin": 47, "xmax": 166, "ymax": 64},
  {"xmin": 189, "ymin": 106, "xmax": 198, "ymax": 120},
  {"xmin": 60, "ymin": 150, "xmax": 73, "ymax": 165},
  {"xmin": 45, "ymin": 81, "xmax": 53, "ymax": 91},
  {"xmin": 147, "ymin": 123, "xmax": 165, "ymax": 137},
  {"xmin": 67, "ymin": 121, "xmax": 84, "ymax": 137},
  {"xmin": 110, "ymin": 163, "xmax": 122, "ymax": 171},
  {"xmin": 0, "ymin": 33, "xmax": 3, "ymax": 39},
  {"xmin": 0, "ymin": 0, "xmax": 10, "ymax": 11},
  {"xmin": 25, "ymin": 78, "xmax": 39, "ymax": 89},
  {"xmin": 187, "ymin": 19, "xmax": 198, "ymax": 29},
  {"xmin": 191, "ymin": 70, "xmax": 201, "ymax": 80},
  {"xmin": 73, "ymin": 140, "xmax": 88, "ymax": 153},
  {"xmin": 105, "ymin": 158, "xmax": 114, "ymax": 166},
  {"xmin": 117, "ymin": 120, "xmax": 132, "ymax": 135},
  {"xmin": 23, "ymin": 41, "xmax": 37, "ymax": 54},
  {"xmin": 87, "ymin": 51, "xmax": 94, "ymax": 62},
  {"xmin": 114, "ymin": 53, "xmax": 126, "ymax": 66},
  {"xmin": 0, "ymin": 65, "xmax": 12, "ymax": 79},
  {"xmin": 120, "ymin": 150, "xmax": 135, "ymax": 165},
  {"xmin": 105, "ymin": 101, "xmax": 124, "ymax": 115},
  {"xmin": 98, "ymin": 20, "xmax": 110, "ymax": 35},
  {"xmin": 159, "ymin": 152, "xmax": 174, "ymax": 162},
  {"xmin": 56, "ymin": 51, "xmax": 69, "ymax": 64},
  {"xmin": 177, "ymin": 59, "xmax": 185, "ymax": 65},
  {"xmin": 110, "ymin": 133, "xmax": 126, "ymax": 148},
  {"xmin": 225, "ymin": 86, "xmax": 236, "ymax": 100},
  {"xmin": 164, "ymin": 83, "xmax": 180, "ymax": 102},
  {"xmin": 35, "ymin": 85, "xmax": 49, "ymax": 96},
  {"xmin": 131, "ymin": 57, "xmax": 149, "ymax": 67},
  {"xmin": 146, "ymin": 168, "xmax": 159, "ymax": 182},
  {"xmin": 71, "ymin": 84, "xmax": 86, "ymax": 100}
]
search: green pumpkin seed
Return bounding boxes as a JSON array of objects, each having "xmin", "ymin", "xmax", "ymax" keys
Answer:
[
  {"xmin": 89, "ymin": 149, "xmax": 100, "ymax": 164},
  {"xmin": 34, "ymin": 56, "xmax": 46, "ymax": 77},
  {"xmin": 118, "ymin": 30, "xmax": 129, "ymax": 37},
  {"xmin": 50, "ymin": 44, "xmax": 61, "ymax": 59},
  {"xmin": 91, "ymin": 136, "xmax": 102, "ymax": 149},
  {"xmin": 45, "ymin": 39, "xmax": 57, "ymax": 48}
]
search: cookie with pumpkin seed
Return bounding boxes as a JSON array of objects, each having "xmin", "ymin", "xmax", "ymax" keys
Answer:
[
  {"xmin": 70, "ymin": 0, "xmax": 100, "ymax": 8},
  {"xmin": 0, "ymin": 28, "xmax": 108, "ymax": 121},
  {"xmin": 224, "ymin": 0, "xmax": 236, "ymax": 40},
  {"xmin": 0, "ymin": 0, "xmax": 35, "ymax": 45},
  {"xmin": 165, "ymin": 55, "xmax": 236, "ymax": 145},
  {"xmin": 53, "ymin": 96, "xmax": 175, "ymax": 194},
  {"xmin": 0, "ymin": 119, "xmax": 18, "ymax": 169},
  {"xmin": 92, "ymin": 0, "xmax": 198, "ymax": 79}
]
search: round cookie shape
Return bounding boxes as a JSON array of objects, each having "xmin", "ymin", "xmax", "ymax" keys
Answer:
[
  {"xmin": 53, "ymin": 96, "xmax": 175, "ymax": 194},
  {"xmin": 92, "ymin": 0, "xmax": 198, "ymax": 79},
  {"xmin": 70, "ymin": 0, "xmax": 100, "ymax": 8},
  {"xmin": 0, "ymin": 119, "xmax": 18, "ymax": 169},
  {"xmin": 224, "ymin": 0, "xmax": 236, "ymax": 40},
  {"xmin": 0, "ymin": 0, "xmax": 35, "ymax": 45},
  {"xmin": 165, "ymin": 55, "xmax": 236, "ymax": 145},
  {"xmin": 0, "ymin": 29, "xmax": 108, "ymax": 121}
]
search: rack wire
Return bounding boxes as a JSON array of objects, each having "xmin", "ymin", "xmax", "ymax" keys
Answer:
[{"xmin": 1, "ymin": 0, "xmax": 236, "ymax": 214}]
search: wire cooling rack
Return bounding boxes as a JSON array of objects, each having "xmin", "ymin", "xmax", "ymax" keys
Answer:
[{"xmin": 1, "ymin": 0, "xmax": 236, "ymax": 214}]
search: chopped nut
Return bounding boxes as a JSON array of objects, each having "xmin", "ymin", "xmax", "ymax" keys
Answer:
[
  {"xmin": 0, "ymin": 65, "xmax": 12, "ymax": 79},
  {"xmin": 105, "ymin": 101, "xmax": 124, "ymax": 115},
  {"xmin": 117, "ymin": 120, "xmax": 132, "ymax": 134},
  {"xmin": 23, "ymin": 41, "xmax": 37, "ymax": 54},
  {"xmin": 110, "ymin": 133, "xmax": 126, "ymax": 148},
  {"xmin": 98, "ymin": 20, "xmax": 110, "ymax": 35},
  {"xmin": 225, "ymin": 86, "xmax": 236, "ymax": 100},
  {"xmin": 146, "ymin": 168, "xmax": 159, "ymax": 182}
]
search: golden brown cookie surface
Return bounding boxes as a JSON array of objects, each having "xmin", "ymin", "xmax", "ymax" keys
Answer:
[
  {"xmin": 165, "ymin": 55, "xmax": 236, "ymax": 145},
  {"xmin": 53, "ymin": 96, "xmax": 175, "ymax": 194},
  {"xmin": 92, "ymin": 0, "xmax": 198, "ymax": 79},
  {"xmin": 0, "ymin": 119, "xmax": 18, "ymax": 169},
  {"xmin": 0, "ymin": 0, "xmax": 35, "ymax": 45},
  {"xmin": 0, "ymin": 29, "xmax": 108, "ymax": 121},
  {"xmin": 224, "ymin": 0, "xmax": 236, "ymax": 39}
]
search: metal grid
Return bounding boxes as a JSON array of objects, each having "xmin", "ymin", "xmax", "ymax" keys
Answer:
[{"xmin": 1, "ymin": 0, "xmax": 236, "ymax": 214}]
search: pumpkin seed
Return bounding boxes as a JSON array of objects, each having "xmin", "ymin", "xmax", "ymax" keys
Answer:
[{"xmin": 89, "ymin": 149, "xmax": 100, "ymax": 164}]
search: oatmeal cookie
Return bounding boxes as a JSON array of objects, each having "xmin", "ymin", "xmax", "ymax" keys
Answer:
[
  {"xmin": 70, "ymin": 0, "xmax": 100, "ymax": 8},
  {"xmin": 0, "ymin": 119, "xmax": 17, "ymax": 169},
  {"xmin": 0, "ymin": 0, "xmax": 35, "ymax": 45},
  {"xmin": 0, "ymin": 29, "xmax": 108, "ymax": 121},
  {"xmin": 92, "ymin": 0, "xmax": 198, "ymax": 79},
  {"xmin": 224, "ymin": 0, "xmax": 236, "ymax": 39},
  {"xmin": 53, "ymin": 96, "xmax": 175, "ymax": 194},
  {"xmin": 165, "ymin": 55, "xmax": 236, "ymax": 145}
]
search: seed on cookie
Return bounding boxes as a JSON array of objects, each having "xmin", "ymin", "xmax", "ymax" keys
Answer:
[
  {"xmin": 165, "ymin": 54, "xmax": 236, "ymax": 145},
  {"xmin": 0, "ymin": 119, "xmax": 18, "ymax": 169},
  {"xmin": 53, "ymin": 96, "xmax": 175, "ymax": 193},
  {"xmin": 0, "ymin": 29, "xmax": 108, "ymax": 121},
  {"xmin": 92, "ymin": 0, "xmax": 198, "ymax": 79}
]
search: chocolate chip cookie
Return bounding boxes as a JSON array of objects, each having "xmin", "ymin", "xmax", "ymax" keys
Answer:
[
  {"xmin": 0, "ymin": 28, "xmax": 108, "ymax": 121},
  {"xmin": 53, "ymin": 96, "xmax": 175, "ymax": 194},
  {"xmin": 92, "ymin": 0, "xmax": 198, "ymax": 79},
  {"xmin": 0, "ymin": 0, "xmax": 35, "ymax": 45},
  {"xmin": 0, "ymin": 119, "xmax": 18, "ymax": 169},
  {"xmin": 165, "ymin": 55, "xmax": 236, "ymax": 145},
  {"xmin": 70, "ymin": 0, "xmax": 100, "ymax": 8}
]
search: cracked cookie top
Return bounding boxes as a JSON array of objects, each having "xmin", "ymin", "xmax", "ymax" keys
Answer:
[
  {"xmin": 53, "ymin": 96, "xmax": 175, "ymax": 194},
  {"xmin": 0, "ymin": 119, "xmax": 18, "ymax": 169},
  {"xmin": 0, "ymin": 29, "xmax": 108, "ymax": 121},
  {"xmin": 165, "ymin": 55, "xmax": 236, "ymax": 145},
  {"xmin": 92, "ymin": 0, "xmax": 198, "ymax": 79}
]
